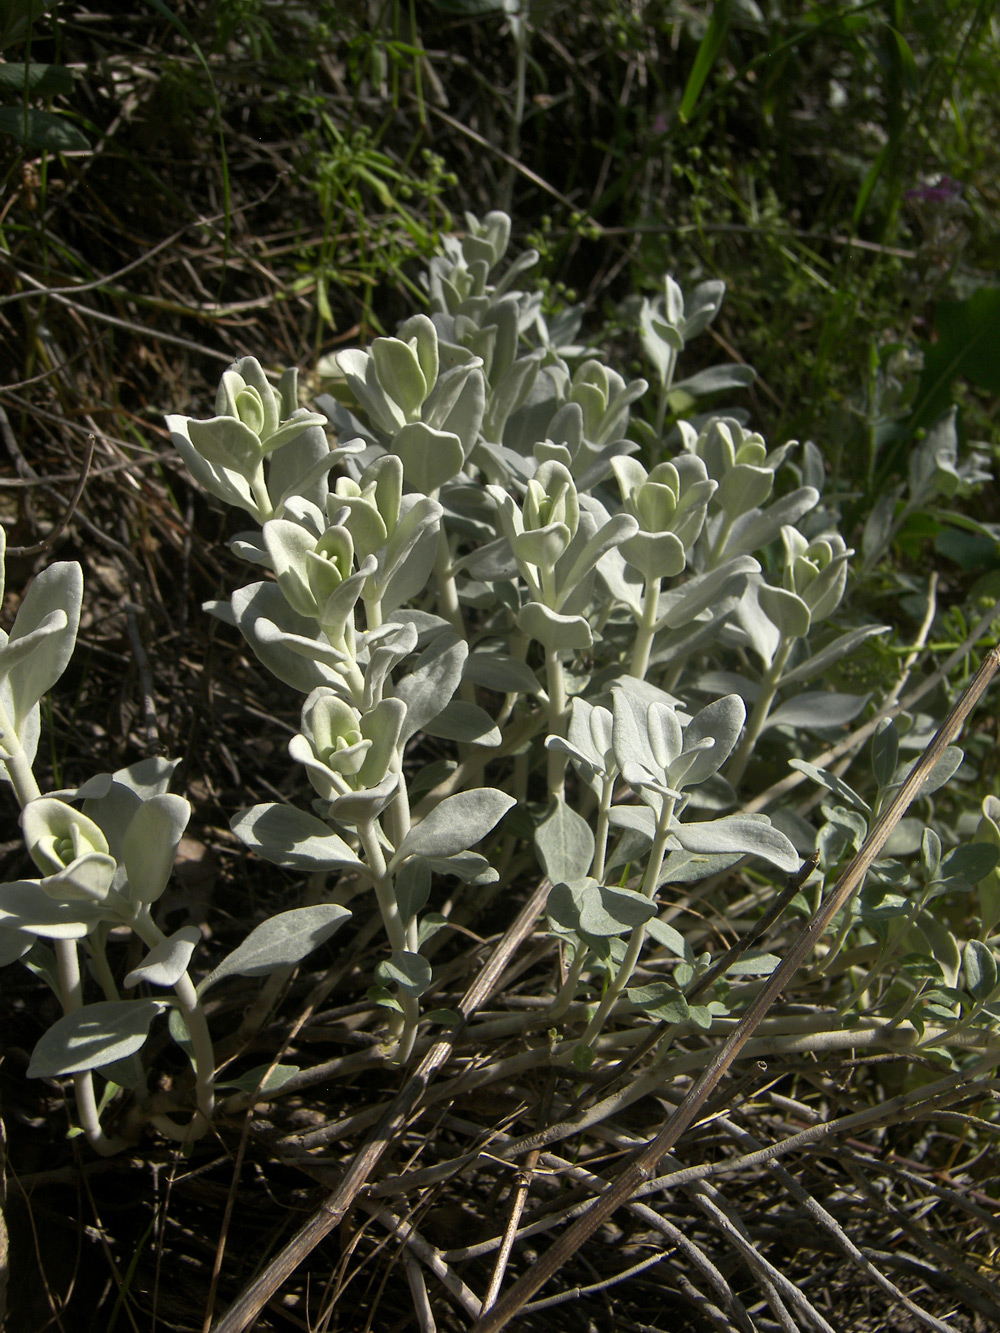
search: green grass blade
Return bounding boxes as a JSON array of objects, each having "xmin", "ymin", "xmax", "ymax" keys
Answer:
[{"xmin": 678, "ymin": 0, "xmax": 733, "ymax": 124}]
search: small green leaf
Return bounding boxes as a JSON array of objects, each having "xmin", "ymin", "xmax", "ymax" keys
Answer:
[
  {"xmin": 395, "ymin": 859, "xmax": 431, "ymax": 925},
  {"xmin": 757, "ymin": 584, "xmax": 810, "ymax": 640},
  {"xmin": 677, "ymin": 0, "xmax": 733, "ymax": 123},
  {"xmin": 548, "ymin": 878, "xmax": 658, "ymax": 937},
  {"xmin": 669, "ymin": 815, "xmax": 799, "ymax": 874},
  {"xmin": 0, "ymin": 879, "xmax": 103, "ymax": 940},
  {"xmin": 788, "ymin": 759, "xmax": 871, "ymax": 816},
  {"xmin": 420, "ymin": 1008, "xmax": 461, "ymax": 1027},
  {"xmin": 896, "ymin": 745, "xmax": 964, "ymax": 798},
  {"xmin": 96, "ymin": 1055, "xmax": 144, "ymax": 1091},
  {"xmin": 168, "ymin": 1006, "xmax": 195, "ymax": 1063},
  {"xmin": 464, "ymin": 651, "xmax": 541, "ymax": 696},
  {"xmin": 392, "ymin": 421, "xmax": 464, "ymax": 494},
  {"xmin": 516, "ymin": 602, "xmax": 593, "ymax": 653},
  {"xmin": 4, "ymin": 561, "xmax": 82, "ymax": 734},
  {"xmin": 422, "ymin": 699, "xmax": 501, "ymax": 746},
  {"xmin": 394, "ymin": 632, "xmax": 467, "ymax": 743},
  {"xmin": 122, "ymin": 794, "xmax": 191, "ymax": 904},
  {"xmin": 0, "ymin": 928, "xmax": 31, "ymax": 966},
  {"xmin": 724, "ymin": 952, "xmax": 781, "ymax": 977},
  {"xmin": 572, "ymin": 1043, "xmax": 595, "ymax": 1072},
  {"xmin": 645, "ymin": 917, "xmax": 694, "ymax": 960},
  {"xmin": 188, "ymin": 415, "xmax": 263, "ymax": 479},
  {"xmin": 938, "ymin": 843, "xmax": 999, "ymax": 889},
  {"xmin": 871, "ymin": 717, "xmax": 899, "ymax": 790},
  {"xmin": 371, "ymin": 335, "xmax": 430, "ymax": 417},
  {"xmin": 671, "ymin": 363, "xmax": 755, "ymax": 397},
  {"xmin": 0, "ymin": 62, "xmax": 74, "ymax": 96},
  {"xmin": 417, "ymin": 912, "xmax": 448, "ymax": 948},
  {"xmin": 417, "ymin": 851, "xmax": 498, "ymax": 885},
  {"xmin": 921, "ymin": 827, "xmax": 942, "ymax": 880},
  {"xmin": 765, "ymin": 692, "xmax": 868, "ymax": 733},
  {"xmin": 368, "ymin": 984, "xmax": 403, "ymax": 1013}
]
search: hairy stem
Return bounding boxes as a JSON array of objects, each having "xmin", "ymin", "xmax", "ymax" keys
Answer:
[
  {"xmin": 544, "ymin": 645, "xmax": 568, "ymax": 800},
  {"xmin": 579, "ymin": 795, "xmax": 676, "ymax": 1047},
  {"xmin": 131, "ymin": 911, "xmax": 215, "ymax": 1134},
  {"xmin": 629, "ymin": 576, "xmax": 661, "ymax": 681},
  {"xmin": 358, "ymin": 817, "xmax": 420, "ymax": 1059},
  {"xmin": 726, "ymin": 634, "xmax": 795, "ymax": 788}
]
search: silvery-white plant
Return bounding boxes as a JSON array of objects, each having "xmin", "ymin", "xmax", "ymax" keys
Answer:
[
  {"xmin": 166, "ymin": 211, "xmax": 899, "ymax": 1064},
  {"xmin": 5, "ymin": 209, "xmax": 998, "ymax": 1157},
  {"xmin": 0, "ymin": 526, "xmax": 352, "ymax": 1151}
]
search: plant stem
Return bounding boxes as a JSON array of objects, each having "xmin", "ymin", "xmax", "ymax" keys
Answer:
[
  {"xmin": 131, "ymin": 911, "xmax": 215, "ymax": 1133},
  {"xmin": 725, "ymin": 634, "xmax": 795, "ymax": 788},
  {"xmin": 630, "ymin": 576, "xmax": 660, "ymax": 680},
  {"xmin": 433, "ymin": 524, "xmax": 464, "ymax": 638},
  {"xmin": 0, "ymin": 729, "xmax": 41, "ymax": 809},
  {"xmin": 544, "ymin": 644, "xmax": 568, "ymax": 800},
  {"xmin": 590, "ymin": 776, "xmax": 614, "ymax": 884},
  {"xmin": 249, "ymin": 465, "xmax": 273, "ymax": 521},
  {"xmin": 546, "ymin": 944, "xmax": 589, "ymax": 1021},
  {"xmin": 579, "ymin": 795, "xmax": 675, "ymax": 1047},
  {"xmin": 53, "ymin": 928, "xmax": 127, "ymax": 1152},
  {"xmin": 358, "ymin": 817, "xmax": 420, "ymax": 1059},
  {"xmin": 653, "ymin": 347, "xmax": 678, "ymax": 440}
]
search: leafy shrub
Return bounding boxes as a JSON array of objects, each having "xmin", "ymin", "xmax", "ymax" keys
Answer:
[{"xmin": 3, "ymin": 214, "xmax": 997, "ymax": 1187}]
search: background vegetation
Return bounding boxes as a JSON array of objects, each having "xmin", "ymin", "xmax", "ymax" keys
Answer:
[{"xmin": 1, "ymin": 0, "xmax": 999, "ymax": 1328}]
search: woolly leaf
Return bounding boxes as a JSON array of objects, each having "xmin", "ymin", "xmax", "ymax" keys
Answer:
[
  {"xmin": 29, "ymin": 999, "xmax": 167, "ymax": 1077},
  {"xmin": 535, "ymin": 799, "xmax": 595, "ymax": 884},
  {"xmin": 122, "ymin": 795, "xmax": 191, "ymax": 904},
  {"xmin": 231, "ymin": 803, "xmax": 364, "ymax": 871},
  {"xmin": 198, "ymin": 904, "xmax": 352, "ymax": 995},
  {"xmin": 375, "ymin": 951, "xmax": 433, "ymax": 998},
  {"xmin": 124, "ymin": 926, "xmax": 202, "ymax": 989},
  {"xmin": 393, "ymin": 789, "xmax": 515, "ymax": 864},
  {"xmin": 670, "ymin": 815, "xmax": 799, "ymax": 873}
]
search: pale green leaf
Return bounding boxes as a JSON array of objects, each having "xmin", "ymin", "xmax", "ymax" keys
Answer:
[
  {"xmin": 231, "ymin": 803, "xmax": 364, "ymax": 871},
  {"xmin": 670, "ymin": 815, "xmax": 799, "ymax": 873},
  {"xmin": 964, "ymin": 939, "xmax": 998, "ymax": 1002},
  {"xmin": 393, "ymin": 788, "xmax": 515, "ymax": 863},
  {"xmin": 535, "ymin": 800, "xmax": 595, "ymax": 884},
  {"xmin": 375, "ymin": 950, "xmax": 432, "ymax": 998},
  {"xmin": 124, "ymin": 926, "xmax": 201, "ymax": 989},
  {"xmin": 4, "ymin": 561, "xmax": 82, "ymax": 733},
  {"xmin": 516, "ymin": 602, "xmax": 593, "ymax": 653},
  {"xmin": 198, "ymin": 904, "xmax": 352, "ymax": 995},
  {"xmin": 394, "ymin": 632, "xmax": 467, "ymax": 743},
  {"xmin": 627, "ymin": 983, "xmax": 689, "ymax": 1023},
  {"xmin": 122, "ymin": 794, "xmax": 191, "ymax": 904},
  {"xmin": 218, "ymin": 1064, "xmax": 302, "ymax": 1096},
  {"xmin": 28, "ymin": 999, "xmax": 167, "ymax": 1077}
]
